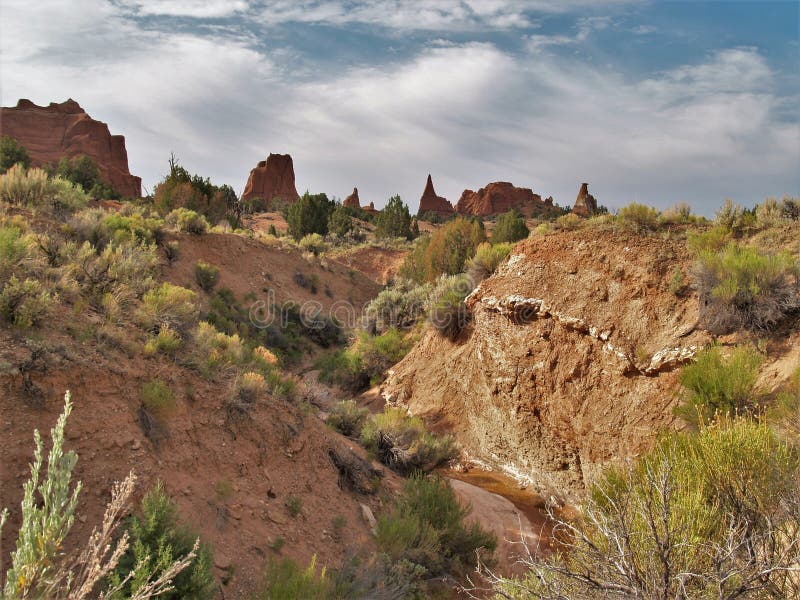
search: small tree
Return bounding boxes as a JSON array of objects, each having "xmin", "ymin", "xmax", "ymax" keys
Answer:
[
  {"xmin": 328, "ymin": 204, "xmax": 354, "ymax": 237},
  {"xmin": 0, "ymin": 136, "xmax": 31, "ymax": 173},
  {"xmin": 286, "ymin": 192, "xmax": 334, "ymax": 240},
  {"xmin": 375, "ymin": 196, "xmax": 413, "ymax": 240},
  {"xmin": 491, "ymin": 210, "xmax": 528, "ymax": 243}
]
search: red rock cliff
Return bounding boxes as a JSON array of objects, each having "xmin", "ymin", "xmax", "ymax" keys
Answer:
[
  {"xmin": 572, "ymin": 183, "xmax": 598, "ymax": 217},
  {"xmin": 455, "ymin": 181, "xmax": 543, "ymax": 216},
  {"xmin": 417, "ymin": 174, "xmax": 454, "ymax": 217},
  {"xmin": 242, "ymin": 153, "xmax": 300, "ymax": 204},
  {"xmin": 0, "ymin": 98, "xmax": 141, "ymax": 197},
  {"xmin": 343, "ymin": 187, "xmax": 361, "ymax": 209}
]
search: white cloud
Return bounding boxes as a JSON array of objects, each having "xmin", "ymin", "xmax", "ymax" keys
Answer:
[{"xmin": 120, "ymin": 0, "xmax": 250, "ymax": 18}]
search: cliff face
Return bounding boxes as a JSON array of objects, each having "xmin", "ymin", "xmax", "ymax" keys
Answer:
[
  {"xmin": 418, "ymin": 174, "xmax": 454, "ymax": 217},
  {"xmin": 455, "ymin": 181, "xmax": 544, "ymax": 216},
  {"xmin": 0, "ymin": 99, "xmax": 141, "ymax": 197},
  {"xmin": 383, "ymin": 230, "xmax": 714, "ymax": 501},
  {"xmin": 343, "ymin": 187, "xmax": 361, "ymax": 209},
  {"xmin": 242, "ymin": 153, "xmax": 300, "ymax": 203}
]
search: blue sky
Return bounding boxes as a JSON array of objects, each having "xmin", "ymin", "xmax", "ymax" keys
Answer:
[{"xmin": 1, "ymin": 0, "xmax": 798, "ymax": 215}]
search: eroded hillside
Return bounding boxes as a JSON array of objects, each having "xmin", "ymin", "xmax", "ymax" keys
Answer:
[{"xmin": 383, "ymin": 226, "xmax": 800, "ymax": 501}]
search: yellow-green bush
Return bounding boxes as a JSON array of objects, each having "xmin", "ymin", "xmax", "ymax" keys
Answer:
[
  {"xmin": 140, "ymin": 379, "xmax": 175, "ymax": 416},
  {"xmin": 0, "ymin": 276, "xmax": 52, "ymax": 327},
  {"xmin": 466, "ymin": 242, "xmax": 511, "ymax": 282},
  {"xmin": 0, "ymin": 165, "xmax": 88, "ymax": 213},
  {"xmin": 617, "ymin": 202, "xmax": 660, "ymax": 231},
  {"xmin": 165, "ymin": 208, "xmax": 209, "ymax": 234},
  {"xmin": 298, "ymin": 233, "xmax": 328, "ymax": 256},
  {"xmin": 428, "ymin": 274, "xmax": 472, "ymax": 341},
  {"xmin": 137, "ymin": 283, "xmax": 198, "ymax": 334},
  {"xmin": 194, "ymin": 261, "xmax": 220, "ymax": 292},
  {"xmin": 144, "ymin": 325, "xmax": 182, "ymax": 357},
  {"xmin": 327, "ymin": 400, "xmax": 369, "ymax": 438}
]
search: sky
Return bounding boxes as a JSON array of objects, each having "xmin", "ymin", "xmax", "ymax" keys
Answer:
[{"xmin": 0, "ymin": 0, "xmax": 798, "ymax": 215}]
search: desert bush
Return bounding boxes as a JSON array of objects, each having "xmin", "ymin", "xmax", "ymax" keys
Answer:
[
  {"xmin": 285, "ymin": 495, "xmax": 303, "ymax": 517},
  {"xmin": 377, "ymin": 475, "xmax": 495, "ymax": 581},
  {"xmin": 423, "ymin": 218, "xmax": 485, "ymax": 281},
  {"xmin": 327, "ymin": 400, "xmax": 369, "ymax": 438},
  {"xmin": 676, "ymin": 345, "xmax": 763, "ymax": 427},
  {"xmin": 143, "ymin": 325, "xmax": 182, "ymax": 357},
  {"xmin": 69, "ymin": 207, "xmax": 163, "ymax": 250},
  {"xmin": 56, "ymin": 154, "xmax": 119, "ymax": 199},
  {"xmin": 466, "ymin": 242, "xmax": 511, "ymax": 282},
  {"xmin": 617, "ymin": 202, "xmax": 660, "ymax": 231},
  {"xmin": 714, "ymin": 198, "xmax": 753, "ymax": 234},
  {"xmin": 298, "ymin": 232, "xmax": 328, "ymax": 255},
  {"xmin": 694, "ymin": 242, "xmax": 799, "ymax": 333},
  {"xmin": 0, "ymin": 224, "xmax": 38, "ymax": 282},
  {"xmin": 686, "ymin": 225, "xmax": 730, "ymax": 253},
  {"xmin": 194, "ymin": 261, "xmax": 220, "ymax": 292},
  {"xmin": 286, "ymin": 192, "xmax": 335, "ymax": 240},
  {"xmin": 140, "ymin": 379, "xmax": 175, "ymax": 417},
  {"xmin": 108, "ymin": 481, "xmax": 215, "ymax": 600},
  {"xmin": 360, "ymin": 407, "xmax": 458, "ymax": 474},
  {"xmin": 397, "ymin": 235, "xmax": 430, "ymax": 283},
  {"xmin": 256, "ymin": 556, "xmax": 338, "ymax": 600},
  {"xmin": 661, "ymin": 201, "xmax": 693, "ymax": 224},
  {"xmin": 137, "ymin": 282, "xmax": 198, "ymax": 334},
  {"xmin": 0, "ymin": 276, "xmax": 52, "ymax": 328},
  {"xmin": 554, "ymin": 213, "xmax": 582, "ymax": 230},
  {"xmin": 0, "ymin": 165, "xmax": 88, "ymax": 213},
  {"xmin": 190, "ymin": 321, "xmax": 245, "ymax": 376},
  {"xmin": 328, "ymin": 204, "xmax": 355, "ymax": 237},
  {"xmin": 770, "ymin": 367, "xmax": 800, "ymax": 444},
  {"xmin": 780, "ymin": 195, "xmax": 800, "ymax": 220},
  {"xmin": 164, "ymin": 240, "xmax": 179, "ymax": 263},
  {"xmin": 0, "ymin": 135, "xmax": 31, "ymax": 173},
  {"xmin": 375, "ymin": 195, "xmax": 414, "ymax": 240},
  {"xmin": 1, "ymin": 394, "xmax": 198, "ymax": 599},
  {"xmin": 489, "ymin": 418, "xmax": 800, "ymax": 599},
  {"xmin": 364, "ymin": 279, "xmax": 432, "ymax": 334},
  {"xmin": 755, "ymin": 197, "xmax": 786, "ymax": 229},
  {"xmin": 154, "ymin": 156, "xmax": 234, "ymax": 224},
  {"xmin": 491, "ymin": 210, "xmax": 529, "ymax": 243},
  {"xmin": 428, "ymin": 274, "xmax": 472, "ymax": 341},
  {"xmin": 235, "ymin": 371, "xmax": 267, "ymax": 404},
  {"xmin": 165, "ymin": 207, "xmax": 209, "ymax": 234}
]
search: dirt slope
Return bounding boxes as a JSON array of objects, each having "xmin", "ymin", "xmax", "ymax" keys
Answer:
[{"xmin": 383, "ymin": 228, "xmax": 800, "ymax": 502}]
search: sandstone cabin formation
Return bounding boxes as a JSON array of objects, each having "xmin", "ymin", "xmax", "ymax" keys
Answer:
[
  {"xmin": 241, "ymin": 153, "xmax": 300, "ymax": 204},
  {"xmin": 343, "ymin": 187, "xmax": 361, "ymax": 209},
  {"xmin": 572, "ymin": 182, "xmax": 598, "ymax": 216},
  {"xmin": 0, "ymin": 98, "xmax": 141, "ymax": 197},
  {"xmin": 417, "ymin": 174, "xmax": 455, "ymax": 218},
  {"xmin": 455, "ymin": 181, "xmax": 545, "ymax": 216}
]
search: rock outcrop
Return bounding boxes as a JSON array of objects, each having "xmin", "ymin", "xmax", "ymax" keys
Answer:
[
  {"xmin": 382, "ymin": 229, "xmax": 713, "ymax": 502},
  {"xmin": 363, "ymin": 201, "xmax": 379, "ymax": 216},
  {"xmin": 572, "ymin": 183, "xmax": 598, "ymax": 217},
  {"xmin": 242, "ymin": 153, "xmax": 300, "ymax": 204},
  {"xmin": 343, "ymin": 187, "xmax": 361, "ymax": 210},
  {"xmin": 417, "ymin": 174, "xmax": 454, "ymax": 218},
  {"xmin": 0, "ymin": 98, "xmax": 141, "ymax": 197},
  {"xmin": 455, "ymin": 181, "xmax": 544, "ymax": 217}
]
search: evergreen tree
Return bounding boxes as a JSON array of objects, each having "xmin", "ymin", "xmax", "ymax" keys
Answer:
[
  {"xmin": 286, "ymin": 192, "xmax": 334, "ymax": 240},
  {"xmin": 0, "ymin": 136, "xmax": 31, "ymax": 174},
  {"xmin": 491, "ymin": 210, "xmax": 528, "ymax": 243},
  {"xmin": 375, "ymin": 195, "xmax": 413, "ymax": 240}
]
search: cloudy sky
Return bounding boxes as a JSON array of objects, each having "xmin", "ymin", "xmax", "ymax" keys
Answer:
[{"xmin": 1, "ymin": 0, "xmax": 798, "ymax": 214}]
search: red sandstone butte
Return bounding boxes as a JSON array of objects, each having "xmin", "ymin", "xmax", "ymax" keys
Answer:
[
  {"xmin": 343, "ymin": 187, "xmax": 361, "ymax": 209},
  {"xmin": 455, "ymin": 181, "xmax": 543, "ymax": 216},
  {"xmin": 417, "ymin": 174, "xmax": 454, "ymax": 218},
  {"xmin": 362, "ymin": 201, "xmax": 379, "ymax": 215},
  {"xmin": 572, "ymin": 183, "xmax": 598, "ymax": 217},
  {"xmin": 0, "ymin": 98, "xmax": 141, "ymax": 197},
  {"xmin": 242, "ymin": 153, "xmax": 300, "ymax": 204}
]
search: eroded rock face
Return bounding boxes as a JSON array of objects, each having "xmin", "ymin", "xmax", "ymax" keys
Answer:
[
  {"xmin": 0, "ymin": 98, "xmax": 141, "ymax": 197},
  {"xmin": 572, "ymin": 183, "xmax": 598, "ymax": 217},
  {"xmin": 363, "ymin": 201, "xmax": 379, "ymax": 215},
  {"xmin": 418, "ymin": 174, "xmax": 454, "ymax": 217},
  {"xmin": 343, "ymin": 187, "xmax": 361, "ymax": 209},
  {"xmin": 242, "ymin": 153, "xmax": 300, "ymax": 204},
  {"xmin": 382, "ymin": 230, "xmax": 712, "ymax": 502},
  {"xmin": 455, "ymin": 181, "xmax": 544, "ymax": 216}
]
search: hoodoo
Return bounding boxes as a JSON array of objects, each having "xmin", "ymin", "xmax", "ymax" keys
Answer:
[
  {"xmin": 572, "ymin": 183, "xmax": 598, "ymax": 217},
  {"xmin": 417, "ymin": 174, "xmax": 455, "ymax": 218},
  {"xmin": 343, "ymin": 187, "xmax": 361, "ymax": 209},
  {"xmin": 0, "ymin": 98, "xmax": 141, "ymax": 197},
  {"xmin": 455, "ymin": 181, "xmax": 545, "ymax": 216},
  {"xmin": 242, "ymin": 153, "xmax": 300, "ymax": 204}
]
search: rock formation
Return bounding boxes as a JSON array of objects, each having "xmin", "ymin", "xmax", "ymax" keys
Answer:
[
  {"xmin": 363, "ymin": 201, "xmax": 379, "ymax": 216},
  {"xmin": 343, "ymin": 187, "xmax": 361, "ymax": 210},
  {"xmin": 0, "ymin": 98, "xmax": 141, "ymax": 197},
  {"xmin": 417, "ymin": 174, "xmax": 454, "ymax": 218},
  {"xmin": 455, "ymin": 181, "xmax": 544, "ymax": 217},
  {"xmin": 572, "ymin": 183, "xmax": 598, "ymax": 217},
  {"xmin": 242, "ymin": 153, "xmax": 300, "ymax": 204}
]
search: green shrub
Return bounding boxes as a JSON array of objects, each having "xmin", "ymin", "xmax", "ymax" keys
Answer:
[
  {"xmin": 428, "ymin": 274, "xmax": 472, "ymax": 341},
  {"xmin": 676, "ymin": 345, "xmax": 763, "ymax": 427},
  {"xmin": 298, "ymin": 232, "xmax": 328, "ymax": 255},
  {"xmin": 0, "ymin": 135, "xmax": 31, "ymax": 173},
  {"xmin": 328, "ymin": 204, "xmax": 355, "ymax": 237},
  {"xmin": 0, "ymin": 276, "xmax": 52, "ymax": 328},
  {"xmin": 235, "ymin": 371, "xmax": 267, "ymax": 404},
  {"xmin": 268, "ymin": 224, "xmax": 278, "ymax": 236},
  {"xmin": 285, "ymin": 495, "xmax": 303, "ymax": 518},
  {"xmin": 377, "ymin": 475, "xmax": 495, "ymax": 580},
  {"xmin": 194, "ymin": 261, "xmax": 220, "ymax": 292},
  {"xmin": 56, "ymin": 154, "xmax": 119, "ymax": 198},
  {"xmin": 695, "ymin": 242, "xmax": 799, "ymax": 333},
  {"xmin": 144, "ymin": 325, "xmax": 183, "ymax": 356},
  {"xmin": 190, "ymin": 321, "xmax": 245, "ymax": 376},
  {"xmin": 554, "ymin": 213, "xmax": 582, "ymax": 230},
  {"xmin": 0, "ymin": 225, "xmax": 37, "ymax": 283},
  {"xmin": 364, "ymin": 279, "xmax": 432, "ymax": 334},
  {"xmin": 137, "ymin": 283, "xmax": 198, "ymax": 334},
  {"xmin": 770, "ymin": 367, "xmax": 800, "ymax": 444},
  {"xmin": 153, "ymin": 156, "xmax": 234, "ymax": 224},
  {"xmin": 0, "ymin": 165, "xmax": 88, "ymax": 213},
  {"xmin": 661, "ymin": 201, "xmax": 693, "ymax": 224},
  {"xmin": 360, "ymin": 408, "xmax": 458, "ymax": 474},
  {"xmin": 286, "ymin": 192, "xmax": 334, "ymax": 240},
  {"xmin": 108, "ymin": 481, "xmax": 215, "ymax": 600},
  {"xmin": 466, "ymin": 242, "xmax": 512, "ymax": 282},
  {"xmin": 714, "ymin": 198, "xmax": 752, "ymax": 234},
  {"xmin": 617, "ymin": 202, "xmax": 660, "ymax": 231},
  {"xmin": 256, "ymin": 556, "xmax": 337, "ymax": 600},
  {"xmin": 140, "ymin": 379, "xmax": 175, "ymax": 416},
  {"xmin": 668, "ymin": 266, "xmax": 685, "ymax": 296},
  {"xmin": 423, "ymin": 218, "xmax": 485, "ymax": 281},
  {"xmin": 375, "ymin": 195, "xmax": 414, "ymax": 240},
  {"xmin": 165, "ymin": 208, "xmax": 209, "ymax": 234},
  {"xmin": 327, "ymin": 400, "xmax": 369, "ymax": 438},
  {"xmin": 686, "ymin": 225, "xmax": 730, "ymax": 253},
  {"xmin": 491, "ymin": 210, "xmax": 529, "ymax": 243}
]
